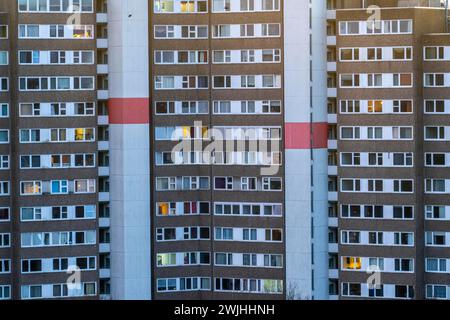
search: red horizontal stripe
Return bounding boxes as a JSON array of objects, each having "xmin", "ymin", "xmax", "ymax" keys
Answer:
[
  {"xmin": 108, "ymin": 98, "xmax": 150, "ymax": 124},
  {"xmin": 285, "ymin": 122, "xmax": 328, "ymax": 149}
]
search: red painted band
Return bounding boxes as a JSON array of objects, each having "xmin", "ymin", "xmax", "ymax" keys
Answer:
[
  {"xmin": 108, "ymin": 98, "xmax": 150, "ymax": 124},
  {"xmin": 285, "ymin": 122, "xmax": 328, "ymax": 149}
]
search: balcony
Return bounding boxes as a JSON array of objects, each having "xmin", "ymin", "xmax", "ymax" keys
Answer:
[
  {"xmin": 328, "ymin": 139, "xmax": 337, "ymax": 150},
  {"xmin": 99, "ymin": 166, "xmax": 110, "ymax": 177},
  {"xmin": 327, "ymin": 36, "xmax": 336, "ymax": 46},
  {"xmin": 96, "ymin": 13, "xmax": 107, "ymax": 23},
  {"xmin": 327, "ymin": 113, "xmax": 337, "ymax": 124},
  {"xmin": 329, "ymin": 269, "xmax": 339, "ymax": 279},
  {"xmin": 327, "ymin": 62, "xmax": 337, "ymax": 72},
  {"xmin": 97, "ymin": 64, "xmax": 108, "ymax": 74},
  {"xmin": 97, "ymin": 90, "xmax": 109, "ymax": 100},
  {"xmin": 328, "ymin": 243, "xmax": 338, "ymax": 253},
  {"xmin": 327, "ymin": 10, "xmax": 336, "ymax": 20},
  {"xmin": 99, "ymin": 217, "xmax": 110, "ymax": 228},
  {"xmin": 98, "ymin": 115, "xmax": 109, "ymax": 125},
  {"xmin": 99, "ymin": 192, "xmax": 110, "ymax": 202},
  {"xmin": 328, "ymin": 191, "xmax": 338, "ymax": 202},
  {"xmin": 328, "ymin": 165, "xmax": 337, "ymax": 176},
  {"xmin": 100, "ymin": 268, "xmax": 111, "ymax": 278},
  {"xmin": 98, "ymin": 141, "xmax": 109, "ymax": 151},
  {"xmin": 99, "ymin": 243, "xmax": 110, "ymax": 253},
  {"xmin": 327, "ymin": 88, "xmax": 337, "ymax": 97},
  {"xmin": 97, "ymin": 38, "xmax": 108, "ymax": 49},
  {"xmin": 329, "ymin": 217, "xmax": 338, "ymax": 228}
]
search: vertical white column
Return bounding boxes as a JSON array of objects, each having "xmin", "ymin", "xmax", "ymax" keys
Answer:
[
  {"xmin": 108, "ymin": 0, "xmax": 151, "ymax": 300},
  {"xmin": 284, "ymin": 0, "xmax": 329, "ymax": 300}
]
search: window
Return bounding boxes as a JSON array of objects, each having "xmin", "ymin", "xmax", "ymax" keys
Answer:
[
  {"xmin": 426, "ymin": 179, "xmax": 447, "ymax": 193},
  {"xmin": 0, "ymin": 25, "xmax": 7, "ymax": 38},
  {"xmin": 426, "ymin": 206, "xmax": 446, "ymax": 220},
  {"xmin": 0, "ymin": 208, "xmax": 9, "ymax": 221},
  {"xmin": 215, "ymin": 227, "xmax": 233, "ymax": 240},
  {"xmin": 393, "ymin": 73, "xmax": 412, "ymax": 87},
  {"xmin": 0, "ymin": 52, "xmax": 7, "ymax": 65},
  {"xmin": 0, "ymin": 78, "xmax": 8, "ymax": 91},
  {"xmin": 425, "ymin": 127, "xmax": 446, "ymax": 140},
  {"xmin": 394, "ymin": 232, "xmax": 414, "ymax": 246},
  {"xmin": 342, "ymin": 283, "xmax": 361, "ymax": 297},
  {"xmin": 425, "ymin": 46, "xmax": 445, "ymax": 60},
  {"xmin": 425, "ymin": 73, "xmax": 445, "ymax": 87},
  {"xmin": 426, "ymin": 258, "xmax": 447, "ymax": 273},
  {"xmin": 395, "ymin": 285, "xmax": 414, "ymax": 299},
  {"xmin": 74, "ymin": 179, "xmax": 95, "ymax": 193},
  {"xmin": 0, "ymin": 233, "xmax": 10, "ymax": 247},
  {"xmin": 51, "ymin": 180, "xmax": 68, "ymax": 194},
  {"xmin": 425, "ymin": 100, "xmax": 446, "ymax": 114},
  {"xmin": 21, "ymin": 181, "xmax": 41, "ymax": 195}
]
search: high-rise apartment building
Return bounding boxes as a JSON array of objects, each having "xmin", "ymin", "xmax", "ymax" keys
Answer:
[
  {"xmin": 0, "ymin": 0, "xmax": 449, "ymax": 301},
  {"xmin": 327, "ymin": 0, "xmax": 450, "ymax": 300}
]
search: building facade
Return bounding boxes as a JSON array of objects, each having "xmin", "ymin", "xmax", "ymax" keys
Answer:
[
  {"xmin": 1, "ymin": 0, "xmax": 449, "ymax": 301},
  {"xmin": 327, "ymin": 0, "xmax": 450, "ymax": 300}
]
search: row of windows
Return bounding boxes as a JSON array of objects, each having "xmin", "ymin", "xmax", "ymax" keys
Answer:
[
  {"xmin": 154, "ymin": 126, "xmax": 281, "ymax": 140},
  {"xmin": 339, "ymin": 20, "xmax": 412, "ymax": 36},
  {"xmin": 341, "ymin": 231, "xmax": 450, "ymax": 247},
  {"xmin": 156, "ymin": 227, "xmax": 282, "ymax": 242},
  {"xmin": 0, "ymin": 205, "xmax": 96, "ymax": 222},
  {"xmin": 155, "ymin": 49, "xmax": 281, "ymax": 64},
  {"xmin": 341, "ymin": 231, "xmax": 414, "ymax": 246},
  {"xmin": 155, "ymin": 176, "xmax": 282, "ymax": 191},
  {"xmin": 341, "ymin": 179, "xmax": 450, "ymax": 194},
  {"xmin": 154, "ymin": 75, "xmax": 281, "ymax": 89},
  {"xmin": 21, "ymin": 230, "xmax": 96, "ymax": 247},
  {"xmin": 20, "ymin": 153, "xmax": 95, "ymax": 169},
  {"xmin": 18, "ymin": 128, "xmax": 94, "ymax": 143},
  {"xmin": 18, "ymin": 76, "xmax": 94, "ymax": 91},
  {"xmin": 341, "ymin": 283, "xmax": 414, "ymax": 299},
  {"xmin": 340, "ymin": 46, "xmax": 412, "ymax": 62},
  {"xmin": 154, "ymin": 23, "xmax": 280, "ymax": 39},
  {"xmin": 21, "ymin": 282, "xmax": 96, "ymax": 300},
  {"xmin": 19, "ymin": 179, "xmax": 96, "ymax": 196},
  {"xmin": 340, "ymin": 73, "xmax": 413, "ymax": 88},
  {"xmin": 342, "ymin": 257, "xmax": 414, "ymax": 273},
  {"xmin": 339, "ymin": 99, "xmax": 450, "ymax": 114},
  {"xmin": 18, "ymin": 24, "xmax": 93, "ymax": 39},
  {"xmin": 0, "ymin": 153, "xmax": 95, "ymax": 170},
  {"xmin": 155, "ymin": 151, "xmax": 281, "ymax": 166},
  {"xmin": 340, "ymin": 126, "xmax": 450, "ymax": 141},
  {"xmin": 155, "ymin": 100, "xmax": 282, "ymax": 115},
  {"xmin": 156, "ymin": 202, "xmax": 282, "ymax": 217},
  {"xmin": 340, "ymin": 152, "xmax": 413, "ymax": 167},
  {"xmin": 340, "ymin": 46, "xmax": 450, "ymax": 61},
  {"xmin": 18, "ymin": 0, "xmax": 93, "ymax": 12},
  {"xmin": 156, "ymin": 252, "xmax": 282, "ymax": 268},
  {"xmin": 0, "ymin": 256, "xmax": 96, "ymax": 274},
  {"xmin": 340, "ymin": 126, "xmax": 413, "ymax": 140},
  {"xmin": 0, "ymin": 103, "xmax": 95, "ymax": 118},
  {"xmin": 342, "ymin": 283, "xmax": 450, "ymax": 300},
  {"xmin": 157, "ymin": 277, "xmax": 282, "ymax": 294},
  {"xmin": 342, "ymin": 257, "xmax": 450, "ymax": 274},
  {"xmin": 19, "ymin": 50, "xmax": 94, "ymax": 65},
  {"xmin": 341, "ymin": 205, "xmax": 450, "ymax": 221},
  {"xmin": 154, "ymin": 0, "xmax": 280, "ymax": 13},
  {"xmin": 340, "ymin": 152, "xmax": 450, "ymax": 168}
]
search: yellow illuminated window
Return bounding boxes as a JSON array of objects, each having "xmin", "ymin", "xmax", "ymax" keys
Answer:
[
  {"xmin": 181, "ymin": 1, "xmax": 195, "ymax": 12},
  {"xmin": 75, "ymin": 128, "xmax": 85, "ymax": 141},
  {"xmin": 368, "ymin": 100, "xmax": 383, "ymax": 113},
  {"xmin": 343, "ymin": 257, "xmax": 362, "ymax": 270},
  {"xmin": 182, "ymin": 127, "xmax": 190, "ymax": 138},
  {"xmin": 201, "ymin": 127, "xmax": 208, "ymax": 139},
  {"xmin": 158, "ymin": 203, "xmax": 169, "ymax": 216}
]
